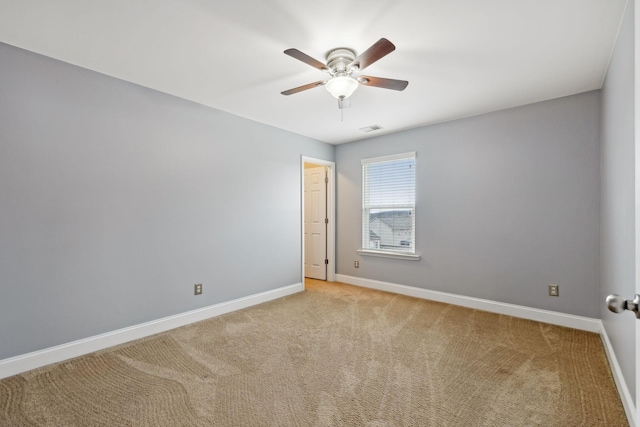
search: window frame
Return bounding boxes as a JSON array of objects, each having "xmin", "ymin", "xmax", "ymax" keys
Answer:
[{"xmin": 359, "ymin": 152, "xmax": 420, "ymax": 261}]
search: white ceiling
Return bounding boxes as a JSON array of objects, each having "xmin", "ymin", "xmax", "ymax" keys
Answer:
[{"xmin": 0, "ymin": 0, "xmax": 628, "ymax": 144}]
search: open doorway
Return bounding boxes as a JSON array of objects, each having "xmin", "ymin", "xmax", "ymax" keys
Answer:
[{"xmin": 301, "ymin": 156, "xmax": 335, "ymax": 286}]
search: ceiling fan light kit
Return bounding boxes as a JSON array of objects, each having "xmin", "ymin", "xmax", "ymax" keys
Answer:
[
  {"xmin": 281, "ymin": 38, "xmax": 408, "ymax": 111},
  {"xmin": 325, "ymin": 75, "xmax": 358, "ymax": 99}
]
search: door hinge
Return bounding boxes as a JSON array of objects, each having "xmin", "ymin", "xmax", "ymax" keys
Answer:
[
  {"xmin": 325, "ymin": 177, "xmax": 328, "ymax": 184},
  {"xmin": 325, "ymin": 218, "xmax": 328, "ymax": 224},
  {"xmin": 325, "ymin": 259, "xmax": 329, "ymax": 265}
]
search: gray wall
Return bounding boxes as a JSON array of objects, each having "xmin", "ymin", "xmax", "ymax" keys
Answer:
[
  {"xmin": 336, "ymin": 91, "xmax": 601, "ymax": 318},
  {"xmin": 600, "ymin": 0, "xmax": 636, "ymax": 401},
  {"xmin": 0, "ymin": 42, "xmax": 333, "ymax": 360}
]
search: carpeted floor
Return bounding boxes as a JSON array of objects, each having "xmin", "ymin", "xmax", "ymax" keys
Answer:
[{"xmin": 0, "ymin": 280, "xmax": 628, "ymax": 426}]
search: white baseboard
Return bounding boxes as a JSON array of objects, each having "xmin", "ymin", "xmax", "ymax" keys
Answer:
[
  {"xmin": 599, "ymin": 323, "xmax": 637, "ymax": 427},
  {"xmin": 0, "ymin": 282, "xmax": 303, "ymax": 380},
  {"xmin": 336, "ymin": 274, "xmax": 601, "ymax": 332}
]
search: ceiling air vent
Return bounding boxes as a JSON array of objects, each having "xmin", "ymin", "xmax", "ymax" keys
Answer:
[{"xmin": 360, "ymin": 124, "xmax": 383, "ymax": 133}]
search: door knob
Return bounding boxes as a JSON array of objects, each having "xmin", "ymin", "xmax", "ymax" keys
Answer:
[{"xmin": 606, "ymin": 293, "xmax": 640, "ymax": 319}]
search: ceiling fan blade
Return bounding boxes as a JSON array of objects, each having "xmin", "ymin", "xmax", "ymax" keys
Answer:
[
  {"xmin": 348, "ymin": 38, "xmax": 396, "ymax": 71},
  {"xmin": 284, "ymin": 49, "xmax": 329, "ymax": 71},
  {"xmin": 281, "ymin": 81, "xmax": 326, "ymax": 96},
  {"xmin": 358, "ymin": 76, "xmax": 409, "ymax": 91}
]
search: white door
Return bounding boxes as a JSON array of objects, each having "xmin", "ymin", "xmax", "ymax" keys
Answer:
[
  {"xmin": 607, "ymin": 41, "xmax": 640, "ymax": 425},
  {"xmin": 633, "ymin": 4, "xmax": 640, "ymax": 426},
  {"xmin": 304, "ymin": 166, "xmax": 327, "ymax": 280}
]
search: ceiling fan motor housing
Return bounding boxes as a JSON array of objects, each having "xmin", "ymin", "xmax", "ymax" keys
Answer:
[{"xmin": 326, "ymin": 48, "xmax": 357, "ymax": 75}]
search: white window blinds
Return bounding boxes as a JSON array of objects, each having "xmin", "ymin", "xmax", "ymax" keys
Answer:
[{"xmin": 362, "ymin": 152, "xmax": 416, "ymax": 254}]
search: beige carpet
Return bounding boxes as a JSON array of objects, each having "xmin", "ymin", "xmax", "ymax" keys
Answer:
[{"xmin": 0, "ymin": 280, "xmax": 628, "ymax": 426}]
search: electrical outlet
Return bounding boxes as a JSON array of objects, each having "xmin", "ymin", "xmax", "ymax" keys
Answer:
[
  {"xmin": 548, "ymin": 284, "xmax": 559, "ymax": 297},
  {"xmin": 194, "ymin": 284, "xmax": 203, "ymax": 295},
  {"xmin": 354, "ymin": 260, "xmax": 359, "ymax": 268}
]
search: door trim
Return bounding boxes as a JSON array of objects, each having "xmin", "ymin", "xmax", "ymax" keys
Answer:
[{"xmin": 301, "ymin": 156, "xmax": 336, "ymax": 285}]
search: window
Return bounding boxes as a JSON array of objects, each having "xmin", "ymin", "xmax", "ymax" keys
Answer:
[{"xmin": 361, "ymin": 152, "xmax": 416, "ymax": 257}]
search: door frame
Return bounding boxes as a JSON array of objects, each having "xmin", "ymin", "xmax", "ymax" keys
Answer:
[{"xmin": 301, "ymin": 156, "xmax": 336, "ymax": 285}]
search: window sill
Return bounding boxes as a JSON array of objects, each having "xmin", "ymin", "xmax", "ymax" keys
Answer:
[{"xmin": 357, "ymin": 249, "xmax": 421, "ymax": 261}]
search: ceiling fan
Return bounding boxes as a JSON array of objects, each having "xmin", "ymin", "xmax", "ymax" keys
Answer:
[{"xmin": 281, "ymin": 38, "xmax": 408, "ymax": 110}]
